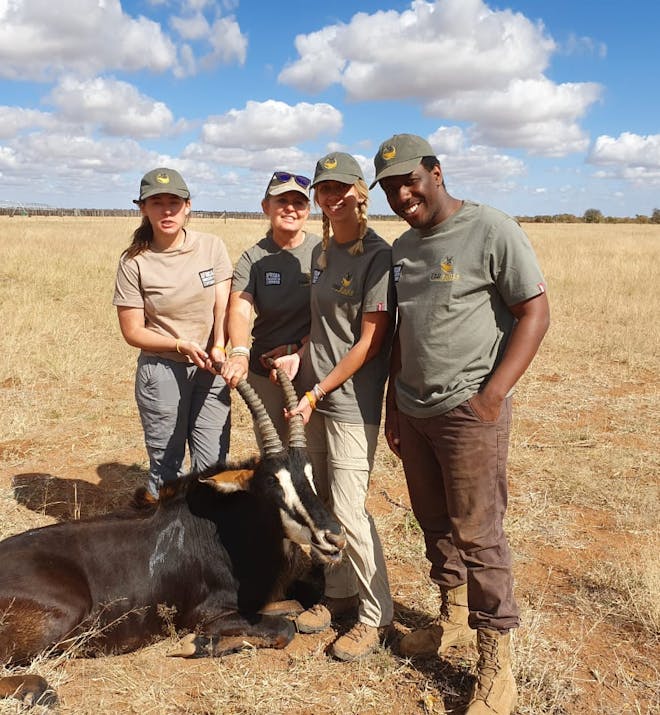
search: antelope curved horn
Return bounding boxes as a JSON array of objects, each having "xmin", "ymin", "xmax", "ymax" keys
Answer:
[
  {"xmin": 235, "ymin": 378, "xmax": 284, "ymax": 457},
  {"xmin": 266, "ymin": 358, "xmax": 306, "ymax": 449}
]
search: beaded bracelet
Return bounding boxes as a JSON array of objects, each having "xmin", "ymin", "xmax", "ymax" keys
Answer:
[{"xmin": 229, "ymin": 346, "xmax": 250, "ymax": 359}]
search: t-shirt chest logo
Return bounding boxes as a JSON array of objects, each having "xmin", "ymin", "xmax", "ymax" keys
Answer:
[
  {"xmin": 431, "ymin": 256, "xmax": 460, "ymax": 282},
  {"xmin": 333, "ymin": 272, "xmax": 354, "ymax": 296},
  {"xmin": 199, "ymin": 268, "xmax": 215, "ymax": 287},
  {"xmin": 264, "ymin": 271, "xmax": 282, "ymax": 286}
]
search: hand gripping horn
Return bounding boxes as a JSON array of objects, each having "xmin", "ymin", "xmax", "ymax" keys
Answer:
[
  {"xmin": 265, "ymin": 358, "xmax": 306, "ymax": 449},
  {"xmin": 234, "ymin": 378, "xmax": 284, "ymax": 457}
]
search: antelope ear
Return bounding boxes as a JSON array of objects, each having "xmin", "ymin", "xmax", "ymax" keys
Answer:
[{"xmin": 200, "ymin": 469, "xmax": 254, "ymax": 492}]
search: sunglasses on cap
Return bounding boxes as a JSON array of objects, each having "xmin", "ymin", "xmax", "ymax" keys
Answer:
[{"xmin": 272, "ymin": 172, "xmax": 311, "ymax": 189}]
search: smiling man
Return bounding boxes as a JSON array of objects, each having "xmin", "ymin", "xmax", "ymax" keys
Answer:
[{"xmin": 372, "ymin": 134, "xmax": 550, "ymax": 715}]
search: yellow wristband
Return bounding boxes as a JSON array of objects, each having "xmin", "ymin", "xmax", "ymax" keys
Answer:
[
  {"xmin": 214, "ymin": 345, "xmax": 226, "ymax": 354},
  {"xmin": 175, "ymin": 339, "xmax": 184, "ymax": 354},
  {"xmin": 305, "ymin": 391, "xmax": 317, "ymax": 410}
]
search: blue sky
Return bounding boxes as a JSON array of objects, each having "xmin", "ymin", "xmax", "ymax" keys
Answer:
[{"xmin": 1, "ymin": 0, "xmax": 659, "ymax": 217}]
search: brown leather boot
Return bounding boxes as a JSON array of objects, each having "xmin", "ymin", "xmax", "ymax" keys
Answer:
[
  {"xmin": 295, "ymin": 595, "xmax": 359, "ymax": 633},
  {"xmin": 330, "ymin": 622, "xmax": 388, "ymax": 662},
  {"xmin": 399, "ymin": 583, "xmax": 475, "ymax": 657},
  {"xmin": 465, "ymin": 628, "xmax": 517, "ymax": 714}
]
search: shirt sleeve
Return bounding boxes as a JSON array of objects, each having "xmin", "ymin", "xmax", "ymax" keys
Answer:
[
  {"xmin": 213, "ymin": 236, "xmax": 233, "ymax": 283},
  {"xmin": 231, "ymin": 249, "xmax": 255, "ymax": 295},
  {"xmin": 490, "ymin": 218, "xmax": 546, "ymax": 306},
  {"xmin": 112, "ymin": 255, "xmax": 144, "ymax": 308},
  {"xmin": 363, "ymin": 245, "xmax": 395, "ymax": 316}
]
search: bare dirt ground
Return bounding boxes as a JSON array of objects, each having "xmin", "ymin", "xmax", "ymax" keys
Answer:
[
  {"xmin": 0, "ymin": 219, "xmax": 658, "ymax": 714},
  {"xmin": 1, "ymin": 363, "xmax": 657, "ymax": 715}
]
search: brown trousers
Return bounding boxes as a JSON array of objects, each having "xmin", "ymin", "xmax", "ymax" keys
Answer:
[{"xmin": 398, "ymin": 396, "xmax": 519, "ymax": 631}]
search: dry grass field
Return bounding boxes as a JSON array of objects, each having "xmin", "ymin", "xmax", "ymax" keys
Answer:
[{"xmin": 0, "ymin": 216, "xmax": 658, "ymax": 714}]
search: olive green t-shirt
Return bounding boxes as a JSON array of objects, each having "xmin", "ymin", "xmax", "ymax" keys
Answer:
[
  {"xmin": 113, "ymin": 230, "xmax": 232, "ymax": 363},
  {"xmin": 231, "ymin": 233, "xmax": 320, "ymax": 377},
  {"xmin": 301, "ymin": 228, "xmax": 395, "ymax": 425},
  {"xmin": 392, "ymin": 201, "xmax": 546, "ymax": 417}
]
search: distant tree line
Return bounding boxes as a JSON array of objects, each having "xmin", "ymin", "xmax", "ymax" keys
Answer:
[{"xmin": 2, "ymin": 207, "xmax": 660, "ymax": 223}]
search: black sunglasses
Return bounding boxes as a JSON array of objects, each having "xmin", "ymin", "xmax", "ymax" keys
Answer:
[{"xmin": 272, "ymin": 171, "xmax": 311, "ymax": 189}]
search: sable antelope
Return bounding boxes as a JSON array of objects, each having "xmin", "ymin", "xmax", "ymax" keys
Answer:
[{"xmin": 0, "ymin": 368, "xmax": 344, "ymax": 706}]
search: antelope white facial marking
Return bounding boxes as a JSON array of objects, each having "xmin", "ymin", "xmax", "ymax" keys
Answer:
[
  {"xmin": 149, "ymin": 518, "xmax": 185, "ymax": 577},
  {"xmin": 304, "ymin": 462, "xmax": 317, "ymax": 494},
  {"xmin": 275, "ymin": 466, "xmax": 318, "ymax": 543}
]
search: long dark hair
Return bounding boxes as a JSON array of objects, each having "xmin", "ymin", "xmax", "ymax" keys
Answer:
[{"xmin": 124, "ymin": 213, "xmax": 153, "ymax": 259}]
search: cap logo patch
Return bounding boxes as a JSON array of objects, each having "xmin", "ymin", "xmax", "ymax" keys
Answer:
[
  {"xmin": 156, "ymin": 173, "xmax": 171, "ymax": 185},
  {"xmin": 382, "ymin": 145, "xmax": 396, "ymax": 161},
  {"xmin": 323, "ymin": 157, "xmax": 338, "ymax": 170}
]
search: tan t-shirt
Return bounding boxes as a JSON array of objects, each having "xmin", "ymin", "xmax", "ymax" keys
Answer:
[{"xmin": 113, "ymin": 230, "xmax": 232, "ymax": 362}]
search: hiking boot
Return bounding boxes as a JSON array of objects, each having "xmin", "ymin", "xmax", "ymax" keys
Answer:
[
  {"xmin": 465, "ymin": 628, "xmax": 517, "ymax": 714},
  {"xmin": 399, "ymin": 583, "xmax": 475, "ymax": 657},
  {"xmin": 295, "ymin": 595, "xmax": 359, "ymax": 634},
  {"xmin": 330, "ymin": 622, "xmax": 387, "ymax": 662}
]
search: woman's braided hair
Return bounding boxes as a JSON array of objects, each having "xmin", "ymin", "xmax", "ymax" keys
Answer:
[{"xmin": 315, "ymin": 178, "xmax": 369, "ymax": 269}]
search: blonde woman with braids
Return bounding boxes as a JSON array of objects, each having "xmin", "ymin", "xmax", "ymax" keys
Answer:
[{"xmin": 274, "ymin": 152, "xmax": 395, "ymax": 661}]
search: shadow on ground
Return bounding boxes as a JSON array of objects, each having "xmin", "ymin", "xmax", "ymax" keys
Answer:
[{"xmin": 11, "ymin": 462, "xmax": 147, "ymax": 521}]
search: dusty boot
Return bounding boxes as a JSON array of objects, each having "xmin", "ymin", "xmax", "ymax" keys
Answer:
[
  {"xmin": 295, "ymin": 595, "xmax": 359, "ymax": 634},
  {"xmin": 330, "ymin": 622, "xmax": 387, "ymax": 662},
  {"xmin": 399, "ymin": 583, "xmax": 475, "ymax": 657},
  {"xmin": 465, "ymin": 628, "xmax": 517, "ymax": 714}
]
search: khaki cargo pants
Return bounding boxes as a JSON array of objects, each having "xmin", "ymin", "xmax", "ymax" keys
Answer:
[{"xmin": 306, "ymin": 412, "xmax": 393, "ymax": 628}]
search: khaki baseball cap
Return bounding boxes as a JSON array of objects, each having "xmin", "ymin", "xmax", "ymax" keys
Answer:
[
  {"xmin": 264, "ymin": 171, "xmax": 311, "ymax": 199},
  {"xmin": 134, "ymin": 167, "xmax": 190, "ymax": 204},
  {"xmin": 311, "ymin": 152, "xmax": 364, "ymax": 187},
  {"xmin": 370, "ymin": 134, "xmax": 435, "ymax": 188}
]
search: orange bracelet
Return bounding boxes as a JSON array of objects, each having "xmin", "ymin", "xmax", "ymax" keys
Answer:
[{"xmin": 305, "ymin": 391, "xmax": 317, "ymax": 410}]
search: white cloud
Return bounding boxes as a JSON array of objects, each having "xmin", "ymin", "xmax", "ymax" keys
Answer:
[
  {"xmin": 47, "ymin": 77, "xmax": 183, "ymax": 139},
  {"xmin": 0, "ymin": 0, "xmax": 247, "ymax": 81},
  {"xmin": 589, "ymin": 132, "xmax": 660, "ymax": 167},
  {"xmin": 0, "ymin": 106, "xmax": 55, "ymax": 139},
  {"xmin": 201, "ymin": 100, "xmax": 343, "ymax": 150},
  {"xmin": 279, "ymin": 0, "xmax": 600, "ymax": 157},
  {"xmin": 0, "ymin": 0, "xmax": 177, "ymax": 80},
  {"xmin": 203, "ymin": 16, "xmax": 248, "ymax": 66},
  {"xmin": 427, "ymin": 126, "xmax": 526, "ymax": 188},
  {"xmin": 588, "ymin": 133, "xmax": 660, "ymax": 183},
  {"xmin": 182, "ymin": 142, "xmax": 311, "ymax": 171},
  {"xmin": 280, "ymin": 0, "xmax": 554, "ymax": 98},
  {"xmin": 171, "ymin": 11, "xmax": 211, "ymax": 40},
  {"xmin": 427, "ymin": 78, "xmax": 601, "ymax": 156},
  {"xmin": 13, "ymin": 132, "xmax": 152, "ymax": 172}
]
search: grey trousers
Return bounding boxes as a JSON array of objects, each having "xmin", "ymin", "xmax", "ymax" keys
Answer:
[
  {"xmin": 306, "ymin": 412, "xmax": 393, "ymax": 628},
  {"xmin": 397, "ymin": 396, "xmax": 519, "ymax": 632},
  {"xmin": 135, "ymin": 354, "xmax": 231, "ymax": 497}
]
